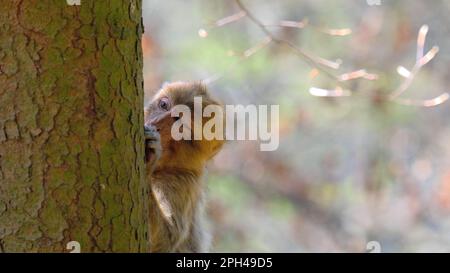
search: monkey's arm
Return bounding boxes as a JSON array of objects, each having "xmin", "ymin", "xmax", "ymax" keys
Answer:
[
  {"xmin": 144, "ymin": 125, "xmax": 162, "ymax": 173},
  {"xmin": 148, "ymin": 173, "xmax": 204, "ymax": 252},
  {"xmin": 145, "ymin": 125, "xmax": 188, "ymax": 252}
]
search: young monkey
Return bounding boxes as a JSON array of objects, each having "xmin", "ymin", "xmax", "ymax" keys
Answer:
[{"xmin": 144, "ymin": 82, "xmax": 224, "ymax": 252}]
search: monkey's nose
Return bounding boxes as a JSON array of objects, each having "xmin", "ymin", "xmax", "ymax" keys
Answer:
[
  {"xmin": 149, "ymin": 117, "xmax": 158, "ymax": 125},
  {"xmin": 149, "ymin": 112, "xmax": 171, "ymax": 128},
  {"xmin": 145, "ymin": 124, "xmax": 160, "ymax": 133},
  {"xmin": 148, "ymin": 118, "xmax": 160, "ymax": 132},
  {"xmin": 144, "ymin": 124, "xmax": 157, "ymax": 133}
]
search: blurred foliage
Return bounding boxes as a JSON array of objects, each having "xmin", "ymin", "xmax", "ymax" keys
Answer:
[{"xmin": 143, "ymin": 0, "xmax": 450, "ymax": 252}]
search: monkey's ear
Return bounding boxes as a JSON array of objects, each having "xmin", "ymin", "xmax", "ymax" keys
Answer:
[{"xmin": 195, "ymin": 81, "xmax": 208, "ymax": 96}]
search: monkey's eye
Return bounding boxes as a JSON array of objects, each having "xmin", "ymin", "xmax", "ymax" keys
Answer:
[{"xmin": 158, "ymin": 97, "xmax": 171, "ymax": 111}]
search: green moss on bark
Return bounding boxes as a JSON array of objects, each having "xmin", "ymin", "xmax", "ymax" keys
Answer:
[{"xmin": 0, "ymin": 0, "xmax": 148, "ymax": 252}]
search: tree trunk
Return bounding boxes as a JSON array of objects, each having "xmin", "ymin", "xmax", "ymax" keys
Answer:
[{"xmin": 0, "ymin": 0, "xmax": 148, "ymax": 252}]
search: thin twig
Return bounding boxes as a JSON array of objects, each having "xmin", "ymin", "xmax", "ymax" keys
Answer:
[
  {"xmin": 234, "ymin": 0, "xmax": 341, "ymax": 79},
  {"xmin": 203, "ymin": 1, "xmax": 447, "ymax": 107},
  {"xmin": 203, "ymin": 36, "xmax": 272, "ymax": 85},
  {"xmin": 387, "ymin": 25, "xmax": 447, "ymax": 106}
]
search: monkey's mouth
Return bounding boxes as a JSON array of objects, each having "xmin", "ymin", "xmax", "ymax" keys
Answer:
[
  {"xmin": 144, "ymin": 125, "xmax": 159, "ymax": 139},
  {"xmin": 144, "ymin": 125, "xmax": 162, "ymax": 163},
  {"xmin": 145, "ymin": 146, "xmax": 155, "ymax": 163}
]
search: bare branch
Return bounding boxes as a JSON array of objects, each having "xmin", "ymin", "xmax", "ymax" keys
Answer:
[
  {"xmin": 417, "ymin": 25, "xmax": 428, "ymax": 62},
  {"xmin": 395, "ymin": 93, "xmax": 449, "ymax": 107},
  {"xmin": 338, "ymin": 69, "xmax": 378, "ymax": 82},
  {"xmin": 200, "ymin": 1, "xmax": 447, "ymax": 107},
  {"xmin": 309, "ymin": 86, "xmax": 351, "ymax": 97},
  {"xmin": 388, "ymin": 25, "xmax": 446, "ymax": 106},
  {"xmin": 214, "ymin": 10, "xmax": 247, "ymax": 27},
  {"xmin": 203, "ymin": 36, "xmax": 272, "ymax": 85},
  {"xmin": 234, "ymin": 0, "xmax": 342, "ymax": 74}
]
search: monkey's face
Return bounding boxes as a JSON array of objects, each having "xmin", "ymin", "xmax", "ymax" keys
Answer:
[
  {"xmin": 145, "ymin": 92, "xmax": 175, "ymax": 152},
  {"xmin": 145, "ymin": 82, "xmax": 224, "ymax": 171}
]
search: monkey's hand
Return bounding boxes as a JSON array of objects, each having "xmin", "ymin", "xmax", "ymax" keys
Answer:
[{"xmin": 144, "ymin": 125, "xmax": 162, "ymax": 175}]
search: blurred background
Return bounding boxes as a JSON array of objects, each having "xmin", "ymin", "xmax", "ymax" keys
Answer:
[{"xmin": 142, "ymin": 0, "xmax": 450, "ymax": 252}]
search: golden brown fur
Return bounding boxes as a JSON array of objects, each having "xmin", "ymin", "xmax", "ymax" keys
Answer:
[{"xmin": 144, "ymin": 82, "xmax": 224, "ymax": 252}]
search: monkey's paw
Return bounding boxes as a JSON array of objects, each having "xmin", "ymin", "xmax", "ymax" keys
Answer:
[{"xmin": 144, "ymin": 125, "xmax": 162, "ymax": 171}]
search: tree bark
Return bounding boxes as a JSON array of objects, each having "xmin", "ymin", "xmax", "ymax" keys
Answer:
[{"xmin": 0, "ymin": 0, "xmax": 148, "ymax": 252}]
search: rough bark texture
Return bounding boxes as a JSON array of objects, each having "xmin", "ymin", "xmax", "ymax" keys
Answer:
[{"xmin": 0, "ymin": 0, "xmax": 148, "ymax": 252}]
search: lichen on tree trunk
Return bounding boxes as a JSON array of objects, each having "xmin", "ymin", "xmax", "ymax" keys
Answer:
[{"xmin": 0, "ymin": 0, "xmax": 149, "ymax": 252}]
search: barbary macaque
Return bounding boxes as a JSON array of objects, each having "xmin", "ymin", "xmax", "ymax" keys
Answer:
[{"xmin": 144, "ymin": 82, "xmax": 224, "ymax": 252}]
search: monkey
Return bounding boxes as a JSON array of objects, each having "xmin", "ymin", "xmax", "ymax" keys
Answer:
[{"xmin": 144, "ymin": 82, "xmax": 225, "ymax": 252}]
